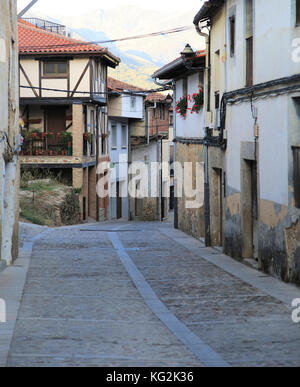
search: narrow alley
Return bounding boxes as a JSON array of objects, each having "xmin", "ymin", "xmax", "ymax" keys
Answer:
[{"xmin": 1, "ymin": 220, "xmax": 300, "ymax": 367}]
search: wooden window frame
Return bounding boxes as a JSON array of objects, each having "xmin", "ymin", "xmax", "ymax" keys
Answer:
[
  {"xmin": 246, "ymin": 36, "xmax": 254, "ymax": 87},
  {"xmin": 111, "ymin": 124, "xmax": 117, "ymax": 150},
  {"xmin": 121, "ymin": 125, "xmax": 127, "ymax": 149},
  {"xmin": 293, "ymin": 146, "xmax": 300, "ymax": 209},
  {"xmin": 183, "ymin": 77, "xmax": 188, "ymax": 97},
  {"xmin": 42, "ymin": 61, "xmax": 68, "ymax": 79},
  {"xmin": 229, "ymin": 16, "xmax": 236, "ymax": 57},
  {"xmin": 160, "ymin": 104, "xmax": 165, "ymax": 121},
  {"xmin": 296, "ymin": 0, "xmax": 300, "ymax": 26}
]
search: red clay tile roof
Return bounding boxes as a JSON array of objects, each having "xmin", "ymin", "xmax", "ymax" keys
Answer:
[
  {"xmin": 107, "ymin": 77, "xmax": 145, "ymax": 93},
  {"xmin": 146, "ymin": 92, "xmax": 171, "ymax": 102},
  {"xmin": 18, "ymin": 20, "xmax": 120, "ymax": 64}
]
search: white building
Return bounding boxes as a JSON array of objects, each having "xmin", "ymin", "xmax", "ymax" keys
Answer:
[
  {"xmin": 0, "ymin": 0, "xmax": 19, "ymax": 267},
  {"xmin": 107, "ymin": 78, "xmax": 146, "ymax": 220},
  {"xmin": 153, "ymin": 48, "xmax": 206, "ymax": 239},
  {"xmin": 194, "ymin": 0, "xmax": 300, "ymax": 283}
]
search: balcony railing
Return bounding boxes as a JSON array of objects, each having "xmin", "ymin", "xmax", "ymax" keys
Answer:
[
  {"xmin": 22, "ymin": 18, "xmax": 67, "ymax": 36},
  {"xmin": 20, "ymin": 132, "xmax": 72, "ymax": 157}
]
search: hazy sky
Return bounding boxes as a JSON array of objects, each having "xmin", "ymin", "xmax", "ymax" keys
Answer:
[{"xmin": 17, "ymin": 0, "xmax": 203, "ymax": 16}]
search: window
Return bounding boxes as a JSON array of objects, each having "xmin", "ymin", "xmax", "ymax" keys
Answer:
[
  {"xmin": 111, "ymin": 125, "xmax": 117, "ymax": 149},
  {"xmin": 293, "ymin": 147, "xmax": 300, "ymax": 208},
  {"xmin": 169, "ymin": 112, "xmax": 173, "ymax": 126},
  {"xmin": 183, "ymin": 77, "xmax": 188, "ymax": 97},
  {"xmin": 90, "ymin": 111, "xmax": 95, "ymax": 133},
  {"xmin": 215, "ymin": 92, "xmax": 220, "ymax": 110},
  {"xmin": 130, "ymin": 96, "xmax": 136, "ymax": 112},
  {"xmin": 296, "ymin": 0, "xmax": 300, "ymax": 26},
  {"xmin": 43, "ymin": 61, "xmax": 68, "ymax": 77},
  {"xmin": 246, "ymin": 37, "xmax": 253, "ymax": 86},
  {"xmin": 229, "ymin": 16, "xmax": 236, "ymax": 57},
  {"xmin": 160, "ymin": 105, "xmax": 165, "ymax": 121},
  {"xmin": 245, "ymin": 0, "xmax": 254, "ymax": 86},
  {"xmin": 214, "ymin": 92, "xmax": 220, "ymax": 129},
  {"xmin": 121, "ymin": 125, "xmax": 127, "ymax": 148}
]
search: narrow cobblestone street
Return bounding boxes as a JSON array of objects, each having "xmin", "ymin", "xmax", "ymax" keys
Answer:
[{"xmin": 3, "ymin": 220, "xmax": 300, "ymax": 367}]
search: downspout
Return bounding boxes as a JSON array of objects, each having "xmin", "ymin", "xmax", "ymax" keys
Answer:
[
  {"xmin": 160, "ymin": 136, "xmax": 163, "ymax": 221},
  {"xmin": 96, "ymin": 106, "xmax": 99, "ymax": 221},
  {"xmin": 171, "ymin": 80, "xmax": 178, "ymax": 229},
  {"xmin": 155, "ymin": 78, "xmax": 178, "ymax": 228},
  {"xmin": 195, "ymin": 22, "xmax": 211, "ymax": 246}
]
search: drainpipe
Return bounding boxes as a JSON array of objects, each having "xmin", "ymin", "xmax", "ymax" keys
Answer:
[
  {"xmin": 95, "ymin": 106, "xmax": 99, "ymax": 221},
  {"xmin": 195, "ymin": 23, "xmax": 211, "ymax": 246},
  {"xmin": 171, "ymin": 80, "xmax": 178, "ymax": 229},
  {"xmin": 154, "ymin": 78, "xmax": 178, "ymax": 228},
  {"xmin": 160, "ymin": 136, "xmax": 163, "ymax": 221}
]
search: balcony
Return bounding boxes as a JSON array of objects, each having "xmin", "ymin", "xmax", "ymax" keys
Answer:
[
  {"xmin": 83, "ymin": 133, "xmax": 96, "ymax": 157},
  {"xmin": 22, "ymin": 18, "xmax": 67, "ymax": 36},
  {"xmin": 20, "ymin": 131, "xmax": 72, "ymax": 157}
]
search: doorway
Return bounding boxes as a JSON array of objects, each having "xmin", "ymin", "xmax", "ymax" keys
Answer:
[
  {"xmin": 46, "ymin": 106, "xmax": 66, "ymax": 147},
  {"xmin": 117, "ymin": 181, "xmax": 122, "ymax": 219},
  {"xmin": 211, "ymin": 168, "xmax": 223, "ymax": 246},
  {"xmin": 241, "ymin": 159, "xmax": 258, "ymax": 259}
]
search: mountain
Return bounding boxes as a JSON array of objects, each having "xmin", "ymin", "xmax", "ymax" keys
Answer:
[{"xmin": 25, "ymin": 5, "xmax": 205, "ymax": 89}]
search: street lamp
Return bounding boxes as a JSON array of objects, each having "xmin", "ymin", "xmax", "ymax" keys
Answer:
[{"xmin": 180, "ymin": 44, "xmax": 195, "ymax": 70}]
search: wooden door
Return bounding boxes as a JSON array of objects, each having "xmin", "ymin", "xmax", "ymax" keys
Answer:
[
  {"xmin": 117, "ymin": 182, "xmax": 122, "ymax": 219},
  {"xmin": 46, "ymin": 107, "xmax": 66, "ymax": 147}
]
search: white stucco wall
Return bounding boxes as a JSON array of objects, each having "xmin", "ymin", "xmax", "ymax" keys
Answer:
[
  {"xmin": 175, "ymin": 73, "xmax": 205, "ymax": 139},
  {"xmin": 108, "ymin": 118, "xmax": 129, "ymax": 219},
  {"xmin": 226, "ymin": 94, "xmax": 289, "ymax": 206},
  {"xmin": 223, "ymin": 0, "xmax": 297, "ymax": 207},
  {"xmin": 121, "ymin": 94, "xmax": 144, "ymax": 120},
  {"xmin": 225, "ymin": 0, "xmax": 300, "ymax": 89}
]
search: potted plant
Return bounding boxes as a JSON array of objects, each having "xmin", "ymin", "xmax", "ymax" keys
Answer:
[
  {"xmin": 191, "ymin": 88, "xmax": 204, "ymax": 113},
  {"xmin": 176, "ymin": 96, "xmax": 188, "ymax": 118}
]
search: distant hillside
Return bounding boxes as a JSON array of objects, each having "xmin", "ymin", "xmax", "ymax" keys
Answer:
[{"xmin": 25, "ymin": 5, "xmax": 205, "ymax": 89}]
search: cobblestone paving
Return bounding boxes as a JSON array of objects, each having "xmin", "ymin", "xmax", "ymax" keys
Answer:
[{"xmin": 7, "ymin": 221, "xmax": 300, "ymax": 367}]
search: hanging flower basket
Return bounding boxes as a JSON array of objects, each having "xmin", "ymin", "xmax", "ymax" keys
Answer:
[
  {"xmin": 176, "ymin": 96, "xmax": 188, "ymax": 118},
  {"xmin": 191, "ymin": 88, "xmax": 204, "ymax": 114}
]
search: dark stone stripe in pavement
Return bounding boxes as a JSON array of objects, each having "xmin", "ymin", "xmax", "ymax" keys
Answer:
[{"xmin": 108, "ymin": 232, "xmax": 230, "ymax": 368}]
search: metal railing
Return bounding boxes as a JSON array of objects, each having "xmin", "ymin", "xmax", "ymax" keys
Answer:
[
  {"xmin": 21, "ymin": 132, "xmax": 72, "ymax": 156},
  {"xmin": 22, "ymin": 18, "xmax": 67, "ymax": 36}
]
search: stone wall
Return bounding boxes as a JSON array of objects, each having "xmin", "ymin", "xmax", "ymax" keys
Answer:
[{"xmin": 176, "ymin": 142, "xmax": 205, "ymax": 239}]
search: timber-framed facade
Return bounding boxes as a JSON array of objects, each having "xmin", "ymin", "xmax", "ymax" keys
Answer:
[{"xmin": 18, "ymin": 19, "xmax": 120, "ymax": 221}]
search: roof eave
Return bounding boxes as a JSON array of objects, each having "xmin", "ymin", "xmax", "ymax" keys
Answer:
[
  {"xmin": 152, "ymin": 58, "xmax": 184, "ymax": 80},
  {"xmin": 193, "ymin": 0, "xmax": 224, "ymax": 25}
]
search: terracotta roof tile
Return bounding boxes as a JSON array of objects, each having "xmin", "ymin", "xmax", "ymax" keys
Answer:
[
  {"xmin": 18, "ymin": 20, "xmax": 120, "ymax": 63},
  {"xmin": 146, "ymin": 92, "xmax": 171, "ymax": 102},
  {"xmin": 107, "ymin": 77, "xmax": 145, "ymax": 93}
]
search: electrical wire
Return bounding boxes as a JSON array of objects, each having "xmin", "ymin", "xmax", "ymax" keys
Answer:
[
  {"xmin": 20, "ymin": 84, "xmax": 172, "ymax": 96},
  {"xmin": 19, "ymin": 25, "xmax": 194, "ymax": 50}
]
